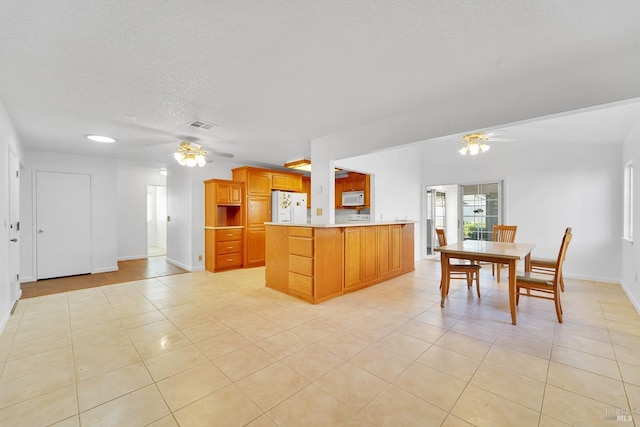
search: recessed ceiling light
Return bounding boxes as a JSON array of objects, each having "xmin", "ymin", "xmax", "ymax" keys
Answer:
[{"xmin": 85, "ymin": 134, "xmax": 116, "ymax": 143}]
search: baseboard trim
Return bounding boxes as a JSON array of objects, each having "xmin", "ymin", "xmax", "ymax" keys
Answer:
[
  {"xmin": 166, "ymin": 258, "xmax": 193, "ymax": 272},
  {"xmin": 93, "ymin": 266, "xmax": 118, "ymax": 274}
]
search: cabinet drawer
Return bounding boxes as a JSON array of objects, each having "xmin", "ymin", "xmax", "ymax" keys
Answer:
[
  {"xmin": 290, "ymin": 227, "xmax": 312, "ymax": 238},
  {"xmin": 288, "ymin": 272, "xmax": 313, "ymax": 296},
  {"xmin": 215, "ymin": 228, "xmax": 242, "ymax": 242},
  {"xmin": 289, "ymin": 254, "xmax": 312, "ymax": 276},
  {"xmin": 289, "ymin": 236, "xmax": 313, "ymax": 257},
  {"xmin": 216, "ymin": 240, "xmax": 242, "ymax": 255},
  {"xmin": 216, "ymin": 253, "xmax": 242, "ymax": 268}
]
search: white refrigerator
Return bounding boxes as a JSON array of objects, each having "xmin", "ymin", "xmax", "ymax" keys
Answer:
[{"xmin": 271, "ymin": 191, "xmax": 307, "ymax": 224}]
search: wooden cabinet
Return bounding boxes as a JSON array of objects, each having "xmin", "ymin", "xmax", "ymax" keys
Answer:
[
  {"xmin": 232, "ymin": 166, "xmax": 304, "ymax": 268},
  {"xmin": 204, "ymin": 179, "xmax": 243, "ymax": 227},
  {"xmin": 377, "ymin": 224, "xmax": 402, "ymax": 276},
  {"xmin": 272, "ymin": 172, "xmax": 303, "ymax": 191},
  {"xmin": 335, "ymin": 172, "xmax": 370, "ymax": 209},
  {"xmin": 204, "ymin": 179, "xmax": 245, "ymax": 273},
  {"xmin": 205, "ymin": 228, "xmax": 243, "ymax": 272},
  {"xmin": 344, "ymin": 224, "xmax": 410, "ymax": 291},
  {"xmin": 302, "ymin": 176, "xmax": 311, "ymax": 208},
  {"xmin": 344, "ymin": 227, "xmax": 377, "ymax": 289},
  {"xmin": 216, "ymin": 182, "xmax": 242, "ymax": 205},
  {"xmin": 265, "ymin": 223, "xmax": 414, "ymax": 304},
  {"xmin": 244, "ymin": 196, "xmax": 270, "ymax": 267},
  {"xmin": 266, "ymin": 225, "xmax": 343, "ymax": 303}
]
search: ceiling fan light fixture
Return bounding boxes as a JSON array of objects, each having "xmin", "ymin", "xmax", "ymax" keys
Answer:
[
  {"xmin": 174, "ymin": 141, "xmax": 208, "ymax": 167},
  {"xmin": 458, "ymin": 132, "xmax": 491, "ymax": 156}
]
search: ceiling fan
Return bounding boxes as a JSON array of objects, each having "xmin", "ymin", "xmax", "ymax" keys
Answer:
[{"xmin": 457, "ymin": 130, "xmax": 513, "ymax": 156}]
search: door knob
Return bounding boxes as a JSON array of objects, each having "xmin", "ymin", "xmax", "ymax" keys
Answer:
[
  {"xmin": 10, "ymin": 238, "xmax": 17, "ymax": 242},
  {"xmin": 38, "ymin": 229, "xmax": 44, "ymax": 233}
]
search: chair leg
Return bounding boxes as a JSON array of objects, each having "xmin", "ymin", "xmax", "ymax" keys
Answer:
[
  {"xmin": 466, "ymin": 272, "xmax": 472, "ymax": 288},
  {"xmin": 560, "ymin": 274, "xmax": 565, "ymax": 292},
  {"xmin": 516, "ymin": 287, "xmax": 520, "ymax": 305},
  {"xmin": 492, "ymin": 263, "xmax": 495, "ymax": 277},
  {"xmin": 497, "ymin": 264, "xmax": 501, "ymax": 283},
  {"xmin": 475, "ymin": 271, "xmax": 481, "ymax": 297},
  {"xmin": 554, "ymin": 294, "xmax": 563, "ymax": 323}
]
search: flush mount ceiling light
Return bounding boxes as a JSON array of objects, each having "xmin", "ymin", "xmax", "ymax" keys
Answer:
[
  {"xmin": 284, "ymin": 158, "xmax": 342, "ymax": 172},
  {"xmin": 174, "ymin": 141, "xmax": 207, "ymax": 167},
  {"xmin": 85, "ymin": 134, "xmax": 116, "ymax": 143},
  {"xmin": 284, "ymin": 158, "xmax": 312, "ymax": 172},
  {"xmin": 458, "ymin": 132, "xmax": 491, "ymax": 156}
]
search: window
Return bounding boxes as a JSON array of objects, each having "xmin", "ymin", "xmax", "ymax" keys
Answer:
[{"xmin": 623, "ymin": 160, "xmax": 633, "ymax": 242}]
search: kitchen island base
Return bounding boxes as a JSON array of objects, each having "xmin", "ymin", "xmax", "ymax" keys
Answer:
[{"xmin": 265, "ymin": 222, "xmax": 414, "ymax": 303}]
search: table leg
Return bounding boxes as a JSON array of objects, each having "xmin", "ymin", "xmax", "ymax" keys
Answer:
[
  {"xmin": 525, "ymin": 253, "xmax": 532, "ymax": 272},
  {"xmin": 508, "ymin": 259, "xmax": 517, "ymax": 325},
  {"xmin": 440, "ymin": 253, "xmax": 450, "ymax": 307}
]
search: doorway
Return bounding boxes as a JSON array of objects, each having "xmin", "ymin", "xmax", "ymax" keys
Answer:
[
  {"xmin": 147, "ymin": 185, "xmax": 167, "ymax": 257},
  {"xmin": 460, "ymin": 182, "xmax": 503, "ymax": 241},
  {"xmin": 426, "ymin": 188, "xmax": 446, "ymax": 256},
  {"xmin": 8, "ymin": 148, "xmax": 20, "ymax": 306}
]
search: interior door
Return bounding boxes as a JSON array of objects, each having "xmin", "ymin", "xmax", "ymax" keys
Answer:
[
  {"xmin": 36, "ymin": 171, "xmax": 91, "ymax": 279},
  {"xmin": 8, "ymin": 148, "xmax": 20, "ymax": 306}
]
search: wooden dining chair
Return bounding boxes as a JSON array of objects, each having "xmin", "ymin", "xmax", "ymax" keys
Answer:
[
  {"xmin": 492, "ymin": 225, "xmax": 518, "ymax": 283},
  {"xmin": 530, "ymin": 239, "xmax": 568, "ymax": 291},
  {"xmin": 515, "ymin": 227, "xmax": 572, "ymax": 323},
  {"xmin": 436, "ymin": 228, "xmax": 482, "ymax": 297}
]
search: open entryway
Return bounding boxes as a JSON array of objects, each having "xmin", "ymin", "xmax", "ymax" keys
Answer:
[
  {"xmin": 425, "ymin": 181, "xmax": 504, "ymax": 255},
  {"xmin": 147, "ymin": 185, "xmax": 167, "ymax": 257}
]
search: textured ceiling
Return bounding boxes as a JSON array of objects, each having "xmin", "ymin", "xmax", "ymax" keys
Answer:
[{"xmin": 1, "ymin": 1, "xmax": 640, "ymax": 169}]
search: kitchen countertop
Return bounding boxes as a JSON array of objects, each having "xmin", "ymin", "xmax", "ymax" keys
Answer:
[
  {"xmin": 265, "ymin": 221, "xmax": 415, "ymax": 228},
  {"xmin": 204, "ymin": 225, "xmax": 245, "ymax": 229}
]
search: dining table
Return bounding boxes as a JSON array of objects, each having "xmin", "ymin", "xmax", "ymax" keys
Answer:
[{"xmin": 435, "ymin": 240, "xmax": 536, "ymax": 325}]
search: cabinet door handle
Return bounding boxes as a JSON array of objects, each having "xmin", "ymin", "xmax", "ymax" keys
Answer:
[{"xmin": 227, "ymin": 246, "xmax": 233, "ymax": 249}]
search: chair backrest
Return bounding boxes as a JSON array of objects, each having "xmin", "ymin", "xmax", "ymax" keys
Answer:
[
  {"xmin": 435, "ymin": 228, "xmax": 447, "ymax": 246},
  {"xmin": 554, "ymin": 227, "xmax": 573, "ymax": 286},
  {"xmin": 493, "ymin": 225, "xmax": 517, "ymax": 243}
]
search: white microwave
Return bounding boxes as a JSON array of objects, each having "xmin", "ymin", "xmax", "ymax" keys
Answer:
[{"xmin": 342, "ymin": 190, "xmax": 365, "ymax": 206}]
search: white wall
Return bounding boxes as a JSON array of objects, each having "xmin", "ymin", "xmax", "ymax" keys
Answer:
[
  {"xmin": 21, "ymin": 150, "xmax": 118, "ymax": 281},
  {"xmin": 0, "ymin": 99, "xmax": 23, "ymax": 334},
  {"xmin": 422, "ymin": 140, "xmax": 622, "ymax": 283},
  {"xmin": 621, "ymin": 121, "xmax": 640, "ymax": 311},
  {"xmin": 336, "ymin": 145, "xmax": 423, "ymax": 259},
  {"xmin": 117, "ymin": 163, "xmax": 166, "ymax": 260}
]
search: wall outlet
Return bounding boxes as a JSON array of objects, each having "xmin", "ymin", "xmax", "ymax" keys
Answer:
[
  {"xmin": 198, "ymin": 255, "xmax": 203, "ymax": 261},
  {"xmin": 316, "ymin": 208, "xmax": 323, "ymax": 216}
]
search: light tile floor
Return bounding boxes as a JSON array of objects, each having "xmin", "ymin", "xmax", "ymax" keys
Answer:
[{"xmin": 1, "ymin": 260, "xmax": 639, "ymax": 426}]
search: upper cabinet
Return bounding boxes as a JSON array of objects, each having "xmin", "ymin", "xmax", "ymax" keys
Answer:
[
  {"xmin": 335, "ymin": 172, "xmax": 370, "ymax": 208},
  {"xmin": 216, "ymin": 181, "xmax": 243, "ymax": 205},
  {"xmin": 204, "ymin": 179, "xmax": 244, "ymax": 227},
  {"xmin": 272, "ymin": 172, "xmax": 303, "ymax": 192}
]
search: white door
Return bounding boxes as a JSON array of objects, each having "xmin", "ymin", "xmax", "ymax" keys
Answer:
[
  {"xmin": 8, "ymin": 148, "xmax": 20, "ymax": 306},
  {"xmin": 36, "ymin": 171, "xmax": 91, "ymax": 279}
]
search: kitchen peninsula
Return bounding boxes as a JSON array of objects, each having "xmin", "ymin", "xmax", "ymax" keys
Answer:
[{"xmin": 265, "ymin": 221, "xmax": 415, "ymax": 303}]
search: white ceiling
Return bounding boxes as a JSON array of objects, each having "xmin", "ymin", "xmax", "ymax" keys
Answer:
[{"xmin": 1, "ymin": 1, "xmax": 640, "ymax": 170}]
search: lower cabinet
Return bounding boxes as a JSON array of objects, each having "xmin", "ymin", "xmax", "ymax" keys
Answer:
[
  {"xmin": 205, "ymin": 227, "xmax": 243, "ymax": 272},
  {"xmin": 265, "ymin": 223, "xmax": 414, "ymax": 303}
]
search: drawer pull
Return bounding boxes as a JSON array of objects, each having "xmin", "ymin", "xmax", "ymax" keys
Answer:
[
  {"xmin": 227, "ymin": 246, "xmax": 233, "ymax": 249},
  {"xmin": 227, "ymin": 258, "xmax": 233, "ymax": 262},
  {"xmin": 226, "ymin": 233, "xmax": 233, "ymax": 237}
]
